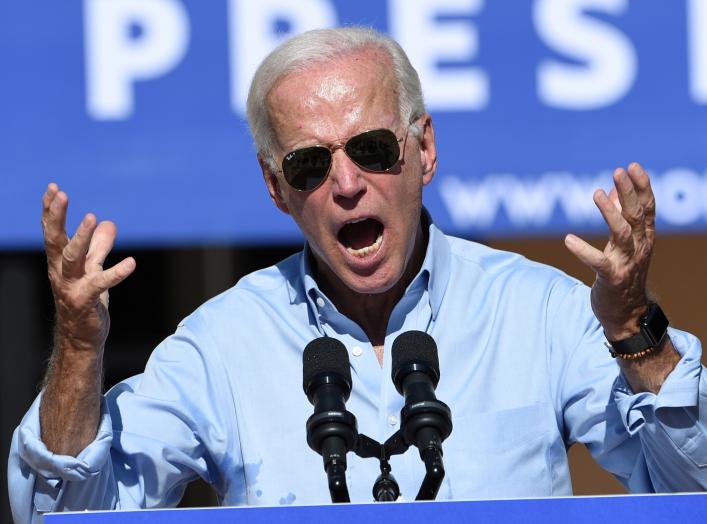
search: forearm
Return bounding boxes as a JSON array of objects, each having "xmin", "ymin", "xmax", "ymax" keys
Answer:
[
  {"xmin": 617, "ymin": 336, "xmax": 681, "ymax": 394},
  {"xmin": 36, "ymin": 184, "xmax": 135, "ymax": 456},
  {"xmin": 40, "ymin": 338, "xmax": 104, "ymax": 456}
]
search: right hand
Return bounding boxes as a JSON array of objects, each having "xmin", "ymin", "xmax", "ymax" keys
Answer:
[{"xmin": 42, "ymin": 183, "xmax": 136, "ymax": 353}]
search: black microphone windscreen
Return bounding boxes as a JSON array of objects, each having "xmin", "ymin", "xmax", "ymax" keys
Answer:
[
  {"xmin": 303, "ymin": 337, "xmax": 351, "ymax": 390},
  {"xmin": 391, "ymin": 331, "xmax": 439, "ymax": 374}
]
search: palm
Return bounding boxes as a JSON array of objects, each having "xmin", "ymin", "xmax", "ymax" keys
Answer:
[
  {"xmin": 565, "ymin": 163, "xmax": 655, "ymax": 340},
  {"xmin": 42, "ymin": 184, "xmax": 135, "ymax": 352}
]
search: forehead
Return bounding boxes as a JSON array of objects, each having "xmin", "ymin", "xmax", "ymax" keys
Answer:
[{"xmin": 266, "ymin": 48, "xmax": 400, "ymax": 148}]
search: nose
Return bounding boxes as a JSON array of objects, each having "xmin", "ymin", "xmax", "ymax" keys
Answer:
[{"xmin": 328, "ymin": 148, "xmax": 366, "ymax": 201}]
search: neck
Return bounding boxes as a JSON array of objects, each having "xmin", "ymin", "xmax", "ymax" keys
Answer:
[{"xmin": 314, "ymin": 221, "xmax": 428, "ymax": 346}]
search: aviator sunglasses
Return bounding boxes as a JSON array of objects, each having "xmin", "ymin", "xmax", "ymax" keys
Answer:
[{"xmin": 280, "ymin": 127, "xmax": 409, "ymax": 192}]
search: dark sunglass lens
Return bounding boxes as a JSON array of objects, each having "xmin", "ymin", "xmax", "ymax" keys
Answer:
[
  {"xmin": 346, "ymin": 129, "xmax": 400, "ymax": 171},
  {"xmin": 282, "ymin": 147, "xmax": 332, "ymax": 191}
]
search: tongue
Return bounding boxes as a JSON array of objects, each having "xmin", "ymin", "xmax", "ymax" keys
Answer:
[{"xmin": 339, "ymin": 219, "xmax": 381, "ymax": 250}]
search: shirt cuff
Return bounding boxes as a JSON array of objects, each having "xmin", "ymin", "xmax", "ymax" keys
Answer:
[
  {"xmin": 613, "ymin": 328, "xmax": 704, "ymax": 450},
  {"xmin": 17, "ymin": 392, "xmax": 114, "ymax": 482}
]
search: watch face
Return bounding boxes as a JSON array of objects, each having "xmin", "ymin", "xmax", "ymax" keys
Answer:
[{"xmin": 642, "ymin": 304, "xmax": 669, "ymax": 346}]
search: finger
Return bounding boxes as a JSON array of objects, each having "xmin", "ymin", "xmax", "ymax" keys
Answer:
[
  {"xmin": 608, "ymin": 187, "xmax": 621, "ymax": 211},
  {"xmin": 86, "ymin": 221, "xmax": 117, "ymax": 272},
  {"xmin": 44, "ymin": 189, "xmax": 69, "ymax": 241},
  {"xmin": 42, "ymin": 183, "xmax": 60, "ymax": 217},
  {"xmin": 626, "ymin": 162, "xmax": 652, "ymax": 205},
  {"xmin": 62, "ymin": 214, "xmax": 97, "ymax": 281},
  {"xmin": 88, "ymin": 257, "xmax": 136, "ymax": 294},
  {"xmin": 564, "ymin": 234, "xmax": 610, "ymax": 276},
  {"xmin": 627, "ymin": 162, "xmax": 656, "ymax": 236},
  {"xmin": 593, "ymin": 189, "xmax": 633, "ymax": 251},
  {"xmin": 42, "ymin": 184, "xmax": 61, "ymax": 273},
  {"xmin": 613, "ymin": 168, "xmax": 645, "ymax": 239},
  {"xmin": 44, "ymin": 190, "xmax": 70, "ymax": 271}
]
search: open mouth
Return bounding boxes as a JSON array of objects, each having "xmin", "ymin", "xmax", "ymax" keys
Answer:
[{"xmin": 337, "ymin": 218, "xmax": 384, "ymax": 258}]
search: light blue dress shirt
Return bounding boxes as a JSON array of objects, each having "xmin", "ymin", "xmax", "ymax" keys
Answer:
[{"xmin": 9, "ymin": 219, "xmax": 707, "ymax": 523}]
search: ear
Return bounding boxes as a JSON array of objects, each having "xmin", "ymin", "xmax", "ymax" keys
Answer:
[
  {"xmin": 417, "ymin": 113, "xmax": 437, "ymax": 187},
  {"xmin": 258, "ymin": 153, "xmax": 290, "ymax": 215}
]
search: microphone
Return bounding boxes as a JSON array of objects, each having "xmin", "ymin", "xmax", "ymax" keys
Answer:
[
  {"xmin": 391, "ymin": 331, "xmax": 452, "ymax": 500},
  {"xmin": 303, "ymin": 337, "xmax": 357, "ymax": 503}
]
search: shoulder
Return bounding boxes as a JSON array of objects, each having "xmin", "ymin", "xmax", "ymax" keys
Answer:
[
  {"xmin": 448, "ymin": 234, "xmax": 578, "ymax": 281},
  {"xmin": 439, "ymin": 233, "xmax": 598, "ymax": 358},
  {"xmin": 177, "ymin": 250, "xmax": 303, "ymax": 335},
  {"xmin": 133, "ymin": 251, "xmax": 304, "ymax": 383},
  {"xmin": 442, "ymin": 233, "xmax": 586, "ymax": 304}
]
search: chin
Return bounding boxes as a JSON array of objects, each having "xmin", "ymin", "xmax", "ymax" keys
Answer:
[{"xmin": 339, "ymin": 265, "xmax": 403, "ymax": 295}]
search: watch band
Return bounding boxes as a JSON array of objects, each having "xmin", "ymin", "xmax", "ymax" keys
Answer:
[{"xmin": 607, "ymin": 302, "xmax": 669, "ymax": 359}]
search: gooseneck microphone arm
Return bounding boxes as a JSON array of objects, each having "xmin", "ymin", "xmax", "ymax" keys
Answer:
[
  {"xmin": 391, "ymin": 331, "xmax": 453, "ymax": 501},
  {"xmin": 303, "ymin": 337, "xmax": 357, "ymax": 503},
  {"xmin": 415, "ymin": 428, "xmax": 446, "ymax": 500}
]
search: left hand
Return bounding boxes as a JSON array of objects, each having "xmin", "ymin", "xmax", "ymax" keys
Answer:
[{"xmin": 565, "ymin": 162, "xmax": 655, "ymax": 340}]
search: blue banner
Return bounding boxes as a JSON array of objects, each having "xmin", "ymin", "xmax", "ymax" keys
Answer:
[
  {"xmin": 3, "ymin": 0, "xmax": 707, "ymax": 248},
  {"xmin": 44, "ymin": 494, "xmax": 707, "ymax": 524}
]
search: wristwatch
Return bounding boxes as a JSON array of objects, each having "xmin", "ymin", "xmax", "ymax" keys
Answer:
[{"xmin": 607, "ymin": 302, "xmax": 669, "ymax": 358}]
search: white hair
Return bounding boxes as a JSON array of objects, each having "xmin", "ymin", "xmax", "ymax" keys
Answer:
[{"xmin": 246, "ymin": 26, "xmax": 426, "ymax": 169}]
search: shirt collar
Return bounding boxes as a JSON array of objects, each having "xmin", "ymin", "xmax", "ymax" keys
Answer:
[{"xmin": 288, "ymin": 209, "xmax": 451, "ymax": 320}]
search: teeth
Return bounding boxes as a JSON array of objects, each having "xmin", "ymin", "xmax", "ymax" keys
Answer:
[
  {"xmin": 347, "ymin": 218, "xmax": 367, "ymax": 225},
  {"xmin": 346, "ymin": 232, "xmax": 383, "ymax": 258}
]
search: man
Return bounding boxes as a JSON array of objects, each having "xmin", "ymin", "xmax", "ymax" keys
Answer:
[{"xmin": 9, "ymin": 27, "xmax": 707, "ymax": 522}]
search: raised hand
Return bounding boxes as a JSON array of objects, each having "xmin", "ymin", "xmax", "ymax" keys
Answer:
[
  {"xmin": 40, "ymin": 183, "xmax": 135, "ymax": 454},
  {"xmin": 42, "ymin": 183, "xmax": 135, "ymax": 352},
  {"xmin": 564, "ymin": 163, "xmax": 679, "ymax": 392},
  {"xmin": 564, "ymin": 163, "xmax": 654, "ymax": 340}
]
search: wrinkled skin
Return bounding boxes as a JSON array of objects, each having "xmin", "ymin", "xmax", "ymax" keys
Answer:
[
  {"xmin": 260, "ymin": 48, "xmax": 437, "ymax": 344},
  {"xmin": 565, "ymin": 163, "xmax": 680, "ymax": 393}
]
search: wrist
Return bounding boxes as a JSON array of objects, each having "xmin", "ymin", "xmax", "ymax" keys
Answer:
[
  {"xmin": 605, "ymin": 302, "xmax": 669, "ymax": 360},
  {"xmin": 54, "ymin": 316, "xmax": 108, "ymax": 355},
  {"xmin": 600, "ymin": 302, "xmax": 650, "ymax": 341},
  {"xmin": 55, "ymin": 333, "xmax": 105, "ymax": 356},
  {"xmin": 49, "ymin": 336, "xmax": 104, "ymax": 382}
]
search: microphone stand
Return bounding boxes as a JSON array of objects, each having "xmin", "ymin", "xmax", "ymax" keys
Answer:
[
  {"xmin": 373, "ymin": 457, "xmax": 400, "ymax": 502},
  {"xmin": 324, "ymin": 424, "xmax": 446, "ymax": 502},
  {"xmin": 308, "ymin": 404, "xmax": 449, "ymax": 502},
  {"xmin": 381, "ymin": 397, "xmax": 451, "ymax": 501},
  {"xmin": 354, "ymin": 434, "xmax": 401, "ymax": 502},
  {"xmin": 417, "ymin": 444, "xmax": 445, "ymax": 500},
  {"xmin": 323, "ymin": 445, "xmax": 350, "ymax": 503}
]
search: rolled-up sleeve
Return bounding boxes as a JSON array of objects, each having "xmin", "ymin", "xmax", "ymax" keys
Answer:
[
  {"xmin": 551, "ymin": 283, "xmax": 707, "ymax": 492},
  {"xmin": 9, "ymin": 392, "xmax": 117, "ymax": 522},
  {"xmin": 8, "ymin": 312, "xmax": 239, "ymax": 523},
  {"xmin": 613, "ymin": 328, "xmax": 707, "ymax": 491}
]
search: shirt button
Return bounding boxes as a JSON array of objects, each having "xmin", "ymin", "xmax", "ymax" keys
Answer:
[
  {"xmin": 388, "ymin": 414, "xmax": 398, "ymax": 426},
  {"xmin": 352, "ymin": 346, "xmax": 363, "ymax": 357},
  {"xmin": 315, "ymin": 297, "xmax": 325, "ymax": 308}
]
